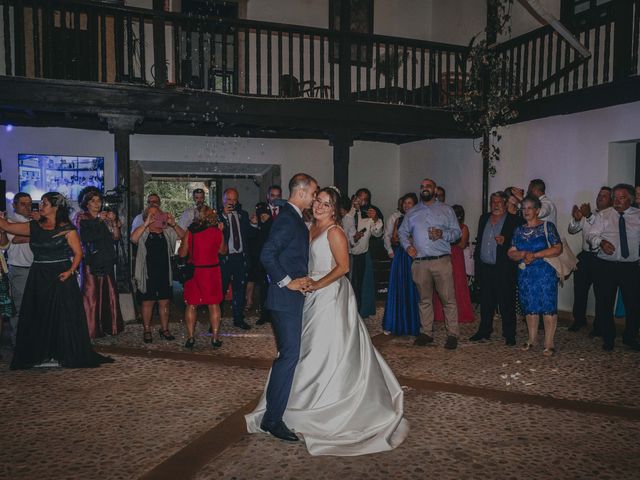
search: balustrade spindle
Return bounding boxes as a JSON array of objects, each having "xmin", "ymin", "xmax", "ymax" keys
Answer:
[
  {"xmin": 139, "ymin": 16, "xmax": 145, "ymax": 83},
  {"xmin": 592, "ymin": 27, "xmax": 600, "ymax": 87},
  {"xmin": 603, "ymin": 21, "xmax": 611, "ymax": 83},
  {"xmin": 33, "ymin": 1, "xmax": 41, "ymax": 77},
  {"xmin": 256, "ymin": 27, "xmax": 261, "ymax": 94},
  {"xmin": 267, "ymin": 29, "xmax": 273, "ymax": 96}
]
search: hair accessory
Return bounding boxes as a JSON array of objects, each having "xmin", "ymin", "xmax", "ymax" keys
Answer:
[{"xmin": 327, "ymin": 185, "xmax": 341, "ymax": 195}]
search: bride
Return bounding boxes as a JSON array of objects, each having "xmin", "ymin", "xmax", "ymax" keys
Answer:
[{"xmin": 246, "ymin": 187, "xmax": 408, "ymax": 456}]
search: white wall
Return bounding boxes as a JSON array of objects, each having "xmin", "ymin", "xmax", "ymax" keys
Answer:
[
  {"xmin": 131, "ymin": 134, "xmax": 400, "ymax": 216},
  {"xmin": 246, "ymin": 0, "xmax": 432, "ymax": 40},
  {"xmin": 349, "ymin": 141, "xmax": 399, "ymax": 214},
  {"xmin": 399, "ymin": 100, "xmax": 640, "ymax": 314}
]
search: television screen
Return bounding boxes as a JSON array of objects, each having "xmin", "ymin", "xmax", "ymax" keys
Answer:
[{"xmin": 18, "ymin": 154, "xmax": 105, "ymax": 202}]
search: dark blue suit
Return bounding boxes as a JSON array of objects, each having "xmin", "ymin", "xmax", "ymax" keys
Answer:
[
  {"xmin": 259, "ymin": 202, "xmax": 309, "ymax": 427},
  {"xmin": 219, "ymin": 207, "xmax": 256, "ymax": 322}
]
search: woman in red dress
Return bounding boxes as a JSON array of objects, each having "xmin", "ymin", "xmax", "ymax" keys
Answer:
[
  {"xmin": 434, "ymin": 204, "xmax": 475, "ymax": 324},
  {"xmin": 179, "ymin": 206, "xmax": 228, "ymax": 349}
]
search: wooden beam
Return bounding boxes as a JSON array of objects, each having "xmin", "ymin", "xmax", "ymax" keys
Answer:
[
  {"xmin": 330, "ymin": 130, "xmax": 352, "ymax": 196},
  {"xmin": 0, "ymin": 76, "xmax": 466, "ymax": 138}
]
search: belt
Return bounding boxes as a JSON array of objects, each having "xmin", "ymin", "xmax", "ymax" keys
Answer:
[
  {"xmin": 414, "ymin": 254, "xmax": 450, "ymax": 261},
  {"xmin": 193, "ymin": 263, "xmax": 219, "ymax": 268}
]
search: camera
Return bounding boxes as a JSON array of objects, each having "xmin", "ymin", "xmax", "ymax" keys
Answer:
[
  {"xmin": 31, "ymin": 202, "xmax": 39, "ymax": 212},
  {"xmin": 103, "ymin": 186, "xmax": 125, "ymax": 212}
]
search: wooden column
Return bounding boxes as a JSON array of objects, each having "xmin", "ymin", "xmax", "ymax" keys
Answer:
[
  {"xmin": 152, "ymin": 0, "xmax": 167, "ymax": 87},
  {"xmin": 330, "ymin": 131, "xmax": 352, "ymax": 197},
  {"xmin": 482, "ymin": 0, "xmax": 499, "ymax": 214},
  {"xmin": 613, "ymin": 0, "xmax": 633, "ymax": 82},
  {"xmin": 100, "ymin": 114, "xmax": 142, "ymax": 293},
  {"xmin": 338, "ymin": 0, "xmax": 352, "ymax": 103}
]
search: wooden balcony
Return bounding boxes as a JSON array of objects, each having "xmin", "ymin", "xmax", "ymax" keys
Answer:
[{"xmin": 0, "ymin": 0, "xmax": 639, "ymax": 140}]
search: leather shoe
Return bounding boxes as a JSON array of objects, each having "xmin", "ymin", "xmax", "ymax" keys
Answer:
[
  {"xmin": 444, "ymin": 336, "xmax": 458, "ymax": 350},
  {"xmin": 505, "ymin": 337, "xmax": 516, "ymax": 346},
  {"xmin": 233, "ymin": 319, "xmax": 252, "ymax": 330},
  {"xmin": 622, "ymin": 339, "xmax": 640, "ymax": 351},
  {"xmin": 414, "ymin": 333, "xmax": 434, "ymax": 346},
  {"xmin": 602, "ymin": 341, "xmax": 614, "ymax": 351},
  {"xmin": 469, "ymin": 332, "xmax": 490, "ymax": 342},
  {"xmin": 568, "ymin": 322, "xmax": 586, "ymax": 332},
  {"xmin": 588, "ymin": 329, "xmax": 602, "ymax": 338},
  {"xmin": 260, "ymin": 420, "xmax": 299, "ymax": 442}
]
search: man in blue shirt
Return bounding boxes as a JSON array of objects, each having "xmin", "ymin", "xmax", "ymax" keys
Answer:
[{"xmin": 399, "ymin": 178, "xmax": 461, "ymax": 349}]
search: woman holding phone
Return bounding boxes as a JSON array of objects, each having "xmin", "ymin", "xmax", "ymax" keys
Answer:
[{"xmin": 131, "ymin": 205, "xmax": 185, "ymax": 343}]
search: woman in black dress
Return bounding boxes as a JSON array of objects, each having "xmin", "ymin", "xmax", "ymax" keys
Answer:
[
  {"xmin": 131, "ymin": 205, "xmax": 184, "ymax": 343},
  {"xmin": 0, "ymin": 192, "xmax": 113, "ymax": 369}
]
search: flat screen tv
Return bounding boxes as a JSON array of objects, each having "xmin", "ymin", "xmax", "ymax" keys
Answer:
[{"xmin": 18, "ymin": 154, "xmax": 105, "ymax": 202}]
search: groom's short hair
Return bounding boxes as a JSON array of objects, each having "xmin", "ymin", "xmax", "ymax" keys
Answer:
[{"xmin": 289, "ymin": 173, "xmax": 316, "ymax": 195}]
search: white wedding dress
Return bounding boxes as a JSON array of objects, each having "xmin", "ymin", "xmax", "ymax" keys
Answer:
[{"xmin": 246, "ymin": 226, "xmax": 408, "ymax": 456}]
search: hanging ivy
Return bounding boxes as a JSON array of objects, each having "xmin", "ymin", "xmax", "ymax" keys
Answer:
[{"xmin": 451, "ymin": 0, "xmax": 518, "ymax": 176}]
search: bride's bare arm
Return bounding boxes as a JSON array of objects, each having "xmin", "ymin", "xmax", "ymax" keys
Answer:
[{"xmin": 309, "ymin": 226, "xmax": 350, "ymax": 291}]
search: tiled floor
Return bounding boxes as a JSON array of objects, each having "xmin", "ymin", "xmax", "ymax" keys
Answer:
[{"xmin": 2, "ymin": 307, "xmax": 639, "ymax": 480}]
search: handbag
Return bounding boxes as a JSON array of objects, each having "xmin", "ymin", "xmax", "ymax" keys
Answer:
[
  {"xmin": 171, "ymin": 231, "xmax": 195, "ymax": 284},
  {"xmin": 543, "ymin": 221, "xmax": 578, "ymax": 285}
]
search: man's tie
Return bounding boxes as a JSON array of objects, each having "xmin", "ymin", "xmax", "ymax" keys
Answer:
[
  {"xmin": 271, "ymin": 206, "xmax": 278, "ymax": 219},
  {"xmin": 231, "ymin": 213, "xmax": 241, "ymax": 251},
  {"xmin": 619, "ymin": 212, "xmax": 629, "ymax": 259}
]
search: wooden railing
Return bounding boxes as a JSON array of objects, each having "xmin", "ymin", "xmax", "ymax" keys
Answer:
[
  {"xmin": 0, "ymin": 0, "xmax": 638, "ymax": 108},
  {"xmin": 496, "ymin": 0, "xmax": 640, "ymax": 102},
  {"xmin": 0, "ymin": 0, "xmax": 469, "ymax": 107}
]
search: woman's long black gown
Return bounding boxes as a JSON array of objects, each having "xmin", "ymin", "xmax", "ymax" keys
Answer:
[{"xmin": 10, "ymin": 221, "xmax": 114, "ymax": 369}]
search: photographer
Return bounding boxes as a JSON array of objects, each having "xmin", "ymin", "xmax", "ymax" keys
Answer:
[
  {"xmin": 178, "ymin": 188, "xmax": 207, "ymax": 232},
  {"xmin": 219, "ymin": 187, "xmax": 255, "ymax": 330},
  {"xmin": 131, "ymin": 206, "xmax": 185, "ymax": 343},
  {"xmin": 75, "ymin": 190, "xmax": 124, "ymax": 338}
]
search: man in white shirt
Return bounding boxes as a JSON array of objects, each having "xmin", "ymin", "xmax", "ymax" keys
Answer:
[
  {"xmin": 528, "ymin": 178, "xmax": 557, "ymax": 226},
  {"xmin": 131, "ymin": 193, "xmax": 161, "ymax": 233},
  {"xmin": 587, "ymin": 184, "xmax": 640, "ymax": 351},
  {"xmin": 178, "ymin": 188, "xmax": 206, "ymax": 231},
  {"xmin": 343, "ymin": 191, "xmax": 383, "ymax": 316},
  {"xmin": 567, "ymin": 186, "xmax": 612, "ymax": 334},
  {"xmin": 383, "ymin": 197, "xmax": 403, "ymax": 258},
  {"xmin": 6, "ymin": 193, "xmax": 35, "ymax": 346}
]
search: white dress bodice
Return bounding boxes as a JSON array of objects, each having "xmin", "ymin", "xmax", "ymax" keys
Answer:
[{"xmin": 308, "ymin": 226, "xmax": 336, "ymax": 278}]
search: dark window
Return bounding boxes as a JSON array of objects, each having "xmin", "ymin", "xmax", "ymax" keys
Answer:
[
  {"xmin": 561, "ymin": 0, "xmax": 614, "ymax": 28},
  {"xmin": 182, "ymin": 0, "xmax": 239, "ymax": 18},
  {"xmin": 329, "ymin": 0, "xmax": 373, "ymax": 65}
]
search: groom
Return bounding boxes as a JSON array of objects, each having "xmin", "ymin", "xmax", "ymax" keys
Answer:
[{"xmin": 259, "ymin": 173, "xmax": 317, "ymax": 441}]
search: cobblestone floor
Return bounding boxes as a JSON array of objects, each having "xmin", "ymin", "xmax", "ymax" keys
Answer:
[
  {"xmin": 203, "ymin": 389, "xmax": 640, "ymax": 480},
  {"xmin": 0, "ymin": 356, "xmax": 265, "ymax": 480},
  {"xmin": 2, "ymin": 305, "xmax": 639, "ymax": 480}
]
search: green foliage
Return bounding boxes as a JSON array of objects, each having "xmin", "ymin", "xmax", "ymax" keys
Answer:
[{"xmin": 143, "ymin": 180, "xmax": 209, "ymax": 219}]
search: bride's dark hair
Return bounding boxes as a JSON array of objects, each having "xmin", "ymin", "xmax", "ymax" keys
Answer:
[{"xmin": 315, "ymin": 186, "xmax": 343, "ymax": 225}]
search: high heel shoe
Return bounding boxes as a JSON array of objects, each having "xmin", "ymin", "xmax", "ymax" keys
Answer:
[
  {"xmin": 143, "ymin": 329, "xmax": 153, "ymax": 344},
  {"xmin": 184, "ymin": 337, "xmax": 195, "ymax": 349},
  {"xmin": 159, "ymin": 329, "xmax": 175, "ymax": 341},
  {"xmin": 543, "ymin": 347, "xmax": 556, "ymax": 356},
  {"xmin": 522, "ymin": 342, "xmax": 534, "ymax": 351},
  {"xmin": 211, "ymin": 336, "xmax": 222, "ymax": 349}
]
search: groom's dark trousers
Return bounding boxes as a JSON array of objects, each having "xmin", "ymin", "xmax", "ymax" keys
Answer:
[{"xmin": 259, "ymin": 202, "xmax": 309, "ymax": 427}]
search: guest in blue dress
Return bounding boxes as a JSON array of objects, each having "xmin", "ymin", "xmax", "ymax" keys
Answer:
[
  {"xmin": 508, "ymin": 195, "xmax": 563, "ymax": 356},
  {"xmin": 383, "ymin": 193, "xmax": 421, "ymax": 336}
]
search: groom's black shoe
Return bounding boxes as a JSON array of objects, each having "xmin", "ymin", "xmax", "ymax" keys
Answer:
[{"xmin": 260, "ymin": 420, "xmax": 299, "ymax": 442}]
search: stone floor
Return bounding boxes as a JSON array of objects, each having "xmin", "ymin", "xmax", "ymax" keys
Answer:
[{"xmin": 1, "ymin": 306, "xmax": 639, "ymax": 480}]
